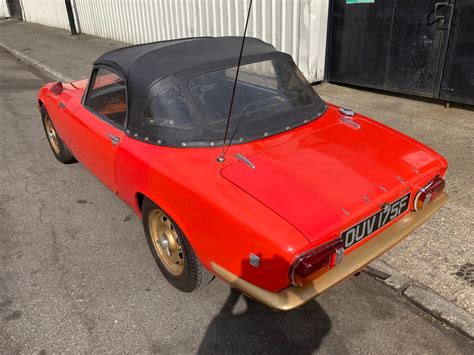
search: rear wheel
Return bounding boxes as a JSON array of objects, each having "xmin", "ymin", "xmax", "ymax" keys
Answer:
[
  {"xmin": 41, "ymin": 106, "xmax": 76, "ymax": 164},
  {"xmin": 142, "ymin": 198, "xmax": 213, "ymax": 292}
]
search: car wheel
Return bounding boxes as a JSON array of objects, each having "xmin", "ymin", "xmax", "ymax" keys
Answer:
[
  {"xmin": 41, "ymin": 105, "xmax": 76, "ymax": 164},
  {"xmin": 142, "ymin": 198, "xmax": 213, "ymax": 292}
]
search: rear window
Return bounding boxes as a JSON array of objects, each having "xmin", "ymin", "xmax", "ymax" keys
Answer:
[
  {"xmin": 139, "ymin": 54, "xmax": 326, "ymax": 147},
  {"xmin": 144, "ymin": 81, "xmax": 194, "ymax": 130},
  {"xmin": 188, "ymin": 59, "xmax": 317, "ymax": 131}
]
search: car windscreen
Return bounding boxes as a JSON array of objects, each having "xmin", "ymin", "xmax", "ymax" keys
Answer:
[{"xmin": 140, "ymin": 55, "xmax": 326, "ymax": 147}]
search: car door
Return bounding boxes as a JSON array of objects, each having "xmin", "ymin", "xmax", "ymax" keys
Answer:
[{"xmin": 66, "ymin": 66, "xmax": 127, "ymax": 192}]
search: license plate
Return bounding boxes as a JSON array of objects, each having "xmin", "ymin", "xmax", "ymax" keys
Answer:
[{"xmin": 341, "ymin": 193, "xmax": 411, "ymax": 249}]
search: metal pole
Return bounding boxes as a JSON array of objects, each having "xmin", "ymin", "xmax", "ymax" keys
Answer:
[
  {"xmin": 65, "ymin": 0, "xmax": 78, "ymax": 35},
  {"xmin": 71, "ymin": 0, "xmax": 81, "ymax": 34}
]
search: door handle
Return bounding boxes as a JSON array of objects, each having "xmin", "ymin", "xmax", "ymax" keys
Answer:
[
  {"xmin": 434, "ymin": 2, "xmax": 454, "ymax": 30},
  {"xmin": 107, "ymin": 134, "xmax": 120, "ymax": 145},
  {"xmin": 434, "ymin": 2, "xmax": 448, "ymax": 20},
  {"xmin": 58, "ymin": 102, "xmax": 66, "ymax": 109}
]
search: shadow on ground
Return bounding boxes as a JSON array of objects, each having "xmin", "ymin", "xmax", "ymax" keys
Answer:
[{"xmin": 198, "ymin": 289, "xmax": 331, "ymax": 354}]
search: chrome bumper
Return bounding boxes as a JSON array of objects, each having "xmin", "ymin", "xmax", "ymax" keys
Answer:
[{"xmin": 211, "ymin": 192, "xmax": 448, "ymax": 311}]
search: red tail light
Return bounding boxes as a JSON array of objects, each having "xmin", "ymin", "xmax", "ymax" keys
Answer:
[
  {"xmin": 50, "ymin": 82, "xmax": 63, "ymax": 95},
  {"xmin": 413, "ymin": 175, "xmax": 445, "ymax": 211},
  {"xmin": 290, "ymin": 238, "xmax": 344, "ymax": 287}
]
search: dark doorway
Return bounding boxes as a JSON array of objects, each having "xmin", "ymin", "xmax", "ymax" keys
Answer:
[
  {"xmin": 328, "ymin": 0, "xmax": 473, "ymax": 105},
  {"xmin": 6, "ymin": 0, "xmax": 22, "ymax": 20}
]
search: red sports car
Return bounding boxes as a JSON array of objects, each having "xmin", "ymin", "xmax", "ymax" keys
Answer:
[{"xmin": 38, "ymin": 37, "xmax": 448, "ymax": 310}]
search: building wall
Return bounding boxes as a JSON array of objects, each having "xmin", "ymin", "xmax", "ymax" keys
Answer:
[
  {"xmin": 0, "ymin": 0, "xmax": 11, "ymax": 17},
  {"xmin": 19, "ymin": 0, "xmax": 329, "ymax": 82},
  {"xmin": 21, "ymin": 0, "xmax": 70, "ymax": 30}
]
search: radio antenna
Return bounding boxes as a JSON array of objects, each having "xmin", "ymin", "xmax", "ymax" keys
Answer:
[{"xmin": 217, "ymin": 0, "xmax": 253, "ymax": 163}]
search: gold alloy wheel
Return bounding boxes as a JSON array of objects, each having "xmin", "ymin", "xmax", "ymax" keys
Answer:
[
  {"xmin": 148, "ymin": 209, "xmax": 185, "ymax": 276},
  {"xmin": 44, "ymin": 114, "xmax": 60, "ymax": 155}
]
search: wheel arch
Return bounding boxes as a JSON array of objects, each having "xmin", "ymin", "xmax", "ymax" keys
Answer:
[
  {"xmin": 134, "ymin": 191, "xmax": 178, "ymax": 222},
  {"xmin": 133, "ymin": 190, "xmax": 189, "ymax": 244},
  {"xmin": 135, "ymin": 192, "xmax": 146, "ymax": 214}
]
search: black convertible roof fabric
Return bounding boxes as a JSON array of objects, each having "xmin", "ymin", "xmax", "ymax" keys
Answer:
[
  {"xmin": 94, "ymin": 37, "xmax": 277, "ymax": 84},
  {"xmin": 94, "ymin": 37, "xmax": 282, "ymax": 146}
]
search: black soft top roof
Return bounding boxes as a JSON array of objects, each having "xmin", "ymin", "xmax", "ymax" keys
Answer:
[
  {"xmin": 93, "ymin": 37, "xmax": 283, "ymax": 146},
  {"xmin": 94, "ymin": 37, "xmax": 277, "ymax": 82},
  {"xmin": 91, "ymin": 37, "xmax": 325, "ymax": 147}
]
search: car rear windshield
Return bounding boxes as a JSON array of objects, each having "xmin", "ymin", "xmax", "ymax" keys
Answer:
[
  {"xmin": 142, "ymin": 55, "xmax": 326, "ymax": 146},
  {"xmin": 189, "ymin": 59, "xmax": 320, "ymax": 132}
]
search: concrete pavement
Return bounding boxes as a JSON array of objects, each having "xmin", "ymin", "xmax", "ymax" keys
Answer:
[
  {"xmin": 0, "ymin": 19, "xmax": 124, "ymax": 81},
  {"xmin": 0, "ymin": 46, "xmax": 472, "ymax": 353}
]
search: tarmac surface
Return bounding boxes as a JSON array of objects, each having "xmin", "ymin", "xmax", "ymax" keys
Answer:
[{"xmin": 0, "ymin": 47, "xmax": 473, "ymax": 353}]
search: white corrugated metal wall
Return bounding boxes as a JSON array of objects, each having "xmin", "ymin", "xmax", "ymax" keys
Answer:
[
  {"xmin": 0, "ymin": 0, "xmax": 10, "ymax": 17},
  {"xmin": 18, "ymin": 0, "xmax": 328, "ymax": 82},
  {"xmin": 74, "ymin": 0, "xmax": 328, "ymax": 82},
  {"xmin": 21, "ymin": 0, "xmax": 70, "ymax": 30}
]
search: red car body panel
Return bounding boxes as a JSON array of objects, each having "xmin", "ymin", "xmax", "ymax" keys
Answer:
[
  {"xmin": 222, "ymin": 105, "xmax": 447, "ymax": 248},
  {"xmin": 38, "ymin": 78, "xmax": 448, "ymax": 293}
]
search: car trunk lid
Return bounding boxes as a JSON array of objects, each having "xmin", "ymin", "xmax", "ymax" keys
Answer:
[{"xmin": 221, "ymin": 114, "xmax": 442, "ymax": 245}]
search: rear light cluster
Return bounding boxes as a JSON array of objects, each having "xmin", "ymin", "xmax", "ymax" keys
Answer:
[
  {"xmin": 413, "ymin": 175, "xmax": 446, "ymax": 211},
  {"xmin": 289, "ymin": 175, "xmax": 446, "ymax": 287},
  {"xmin": 290, "ymin": 238, "xmax": 344, "ymax": 287}
]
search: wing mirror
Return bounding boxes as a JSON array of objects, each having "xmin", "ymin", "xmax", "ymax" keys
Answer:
[{"xmin": 50, "ymin": 82, "xmax": 64, "ymax": 95}]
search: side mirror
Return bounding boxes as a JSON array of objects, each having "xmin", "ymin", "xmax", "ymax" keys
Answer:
[{"xmin": 50, "ymin": 82, "xmax": 64, "ymax": 95}]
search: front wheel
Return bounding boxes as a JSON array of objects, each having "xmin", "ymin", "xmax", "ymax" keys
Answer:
[{"xmin": 142, "ymin": 198, "xmax": 213, "ymax": 292}]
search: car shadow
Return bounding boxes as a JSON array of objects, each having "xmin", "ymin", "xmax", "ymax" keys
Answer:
[{"xmin": 197, "ymin": 288, "xmax": 331, "ymax": 354}]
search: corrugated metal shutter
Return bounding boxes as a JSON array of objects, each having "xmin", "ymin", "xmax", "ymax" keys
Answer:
[
  {"xmin": 74, "ymin": 0, "xmax": 328, "ymax": 82},
  {"xmin": 17, "ymin": 0, "xmax": 328, "ymax": 82},
  {"xmin": 21, "ymin": 0, "xmax": 70, "ymax": 30},
  {"xmin": 0, "ymin": 0, "xmax": 11, "ymax": 17}
]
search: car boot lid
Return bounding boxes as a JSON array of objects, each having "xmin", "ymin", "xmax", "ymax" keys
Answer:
[{"xmin": 221, "ymin": 107, "xmax": 445, "ymax": 246}]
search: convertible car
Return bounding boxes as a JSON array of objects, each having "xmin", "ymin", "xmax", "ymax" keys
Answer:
[{"xmin": 38, "ymin": 37, "xmax": 448, "ymax": 310}]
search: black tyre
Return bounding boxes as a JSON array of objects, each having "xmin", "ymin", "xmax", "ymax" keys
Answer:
[
  {"xmin": 142, "ymin": 198, "xmax": 213, "ymax": 292},
  {"xmin": 41, "ymin": 105, "xmax": 76, "ymax": 164}
]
